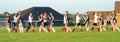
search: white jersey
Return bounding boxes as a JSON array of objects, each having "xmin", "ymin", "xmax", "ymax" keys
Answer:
[
  {"xmin": 107, "ymin": 14, "xmax": 110, "ymax": 21},
  {"xmin": 43, "ymin": 16, "xmax": 47, "ymax": 22},
  {"xmin": 94, "ymin": 14, "xmax": 98, "ymax": 23},
  {"xmin": 13, "ymin": 16, "xmax": 18, "ymax": 23},
  {"xmin": 76, "ymin": 15, "xmax": 80, "ymax": 23},
  {"xmin": 28, "ymin": 16, "xmax": 33, "ymax": 22},
  {"xmin": 63, "ymin": 16, "xmax": 68, "ymax": 24}
]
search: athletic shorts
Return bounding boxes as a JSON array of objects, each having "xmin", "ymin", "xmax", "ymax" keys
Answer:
[
  {"xmin": 28, "ymin": 22, "xmax": 33, "ymax": 27},
  {"xmin": 93, "ymin": 23, "xmax": 97, "ymax": 26},
  {"xmin": 100, "ymin": 21, "xmax": 104, "ymax": 25},
  {"xmin": 76, "ymin": 23, "xmax": 81, "ymax": 26},
  {"xmin": 107, "ymin": 21, "xmax": 111, "ymax": 25},
  {"xmin": 43, "ymin": 22, "xmax": 48, "ymax": 26},
  {"xmin": 13, "ymin": 22, "xmax": 18, "ymax": 27}
]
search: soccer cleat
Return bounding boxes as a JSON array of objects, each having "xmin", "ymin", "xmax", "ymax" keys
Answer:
[
  {"xmin": 91, "ymin": 27, "xmax": 94, "ymax": 31},
  {"xmin": 15, "ymin": 28, "xmax": 17, "ymax": 32},
  {"xmin": 12, "ymin": 28, "xmax": 15, "ymax": 32},
  {"xmin": 26, "ymin": 28, "xmax": 29, "ymax": 32},
  {"xmin": 61, "ymin": 28, "xmax": 67, "ymax": 32},
  {"xmin": 80, "ymin": 29, "xmax": 82, "ymax": 32},
  {"xmin": 48, "ymin": 28, "xmax": 50, "ymax": 32},
  {"xmin": 111, "ymin": 27, "xmax": 113, "ymax": 31},
  {"xmin": 97, "ymin": 28, "xmax": 100, "ymax": 32},
  {"xmin": 32, "ymin": 29, "xmax": 35, "ymax": 32}
]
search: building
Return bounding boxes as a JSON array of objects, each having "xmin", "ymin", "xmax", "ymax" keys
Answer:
[
  {"xmin": 115, "ymin": 1, "xmax": 120, "ymax": 26},
  {"xmin": 87, "ymin": 11, "xmax": 112, "ymax": 25},
  {"xmin": 21, "ymin": 7, "xmax": 64, "ymax": 26}
]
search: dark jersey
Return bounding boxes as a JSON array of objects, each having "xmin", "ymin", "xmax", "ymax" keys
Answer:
[{"xmin": 6, "ymin": 16, "xmax": 11, "ymax": 23}]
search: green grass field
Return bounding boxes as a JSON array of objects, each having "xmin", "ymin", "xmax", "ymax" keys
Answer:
[{"xmin": 0, "ymin": 26, "xmax": 120, "ymax": 42}]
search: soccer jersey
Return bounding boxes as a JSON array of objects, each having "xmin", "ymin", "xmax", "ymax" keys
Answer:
[
  {"xmin": 63, "ymin": 15, "xmax": 68, "ymax": 24},
  {"xmin": 13, "ymin": 15, "xmax": 18, "ymax": 23},
  {"xmin": 107, "ymin": 14, "xmax": 110, "ymax": 21},
  {"xmin": 28, "ymin": 16, "xmax": 33, "ymax": 22},
  {"xmin": 94, "ymin": 14, "xmax": 98, "ymax": 23},
  {"xmin": 6, "ymin": 16, "xmax": 11, "ymax": 23},
  {"xmin": 76, "ymin": 15, "xmax": 80, "ymax": 23}
]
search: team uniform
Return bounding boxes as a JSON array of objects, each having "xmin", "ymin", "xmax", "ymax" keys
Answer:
[
  {"xmin": 76, "ymin": 15, "xmax": 81, "ymax": 26},
  {"xmin": 6, "ymin": 16, "xmax": 11, "ymax": 26},
  {"xmin": 43, "ymin": 15, "xmax": 48, "ymax": 27},
  {"xmin": 93, "ymin": 14, "xmax": 98, "ymax": 26},
  {"xmin": 100, "ymin": 16, "xmax": 104, "ymax": 25},
  {"xmin": 18, "ymin": 14, "xmax": 24, "ymax": 33},
  {"xmin": 26, "ymin": 15, "xmax": 35, "ymax": 32},
  {"xmin": 28, "ymin": 16, "xmax": 33, "ymax": 27},
  {"xmin": 63, "ymin": 15, "xmax": 68, "ymax": 25},
  {"xmin": 91, "ymin": 14, "xmax": 98, "ymax": 31},
  {"xmin": 113, "ymin": 15, "xmax": 117, "ymax": 25},
  {"xmin": 12, "ymin": 15, "xmax": 18, "ymax": 32},
  {"xmin": 107, "ymin": 14, "xmax": 111, "ymax": 25},
  {"xmin": 85, "ymin": 15, "xmax": 90, "ymax": 25},
  {"xmin": 6, "ymin": 16, "xmax": 11, "ymax": 33},
  {"xmin": 13, "ymin": 15, "xmax": 18, "ymax": 28}
]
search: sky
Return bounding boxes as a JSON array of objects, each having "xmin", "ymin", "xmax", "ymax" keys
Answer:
[{"xmin": 0, "ymin": 0, "xmax": 117, "ymax": 14}]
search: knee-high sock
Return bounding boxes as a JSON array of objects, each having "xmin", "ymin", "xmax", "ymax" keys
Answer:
[
  {"xmin": 43, "ymin": 28, "xmax": 48, "ymax": 32},
  {"xmin": 19, "ymin": 27, "xmax": 23, "ymax": 33},
  {"xmin": 39, "ymin": 29, "xmax": 42, "ymax": 32},
  {"xmin": 100, "ymin": 28, "xmax": 102, "ymax": 32},
  {"xmin": 51, "ymin": 28, "xmax": 55, "ymax": 32},
  {"xmin": 86, "ymin": 28, "xmax": 90, "ymax": 31},
  {"xmin": 7, "ymin": 28, "xmax": 11, "ymax": 33},
  {"xmin": 66, "ymin": 28, "xmax": 68, "ymax": 33},
  {"xmin": 66, "ymin": 27, "xmax": 71, "ymax": 32},
  {"xmin": 103, "ymin": 28, "xmax": 106, "ymax": 31},
  {"xmin": 21, "ymin": 27, "xmax": 23, "ymax": 33},
  {"xmin": 115, "ymin": 27, "xmax": 120, "ymax": 32}
]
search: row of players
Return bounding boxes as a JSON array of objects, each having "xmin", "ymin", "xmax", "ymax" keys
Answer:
[{"xmin": 5, "ymin": 11, "xmax": 120, "ymax": 33}]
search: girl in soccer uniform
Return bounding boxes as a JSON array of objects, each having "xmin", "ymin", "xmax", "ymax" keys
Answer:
[
  {"xmin": 111, "ymin": 11, "xmax": 120, "ymax": 31},
  {"xmin": 26, "ymin": 13, "xmax": 35, "ymax": 32},
  {"xmin": 91, "ymin": 12, "xmax": 98, "ymax": 31},
  {"xmin": 98, "ymin": 13, "xmax": 105, "ymax": 32},
  {"xmin": 72, "ymin": 12, "xmax": 82, "ymax": 32},
  {"xmin": 38, "ymin": 13, "xmax": 48, "ymax": 32},
  {"xmin": 12, "ymin": 13, "xmax": 18, "ymax": 32},
  {"xmin": 106, "ymin": 12, "xmax": 111, "ymax": 30},
  {"xmin": 5, "ymin": 12, "xmax": 11, "ymax": 33},
  {"xmin": 48, "ymin": 12, "xmax": 56, "ymax": 32},
  {"xmin": 62, "ymin": 11, "xmax": 71, "ymax": 32},
  {"xmin": 84, "ymin": 12, "xmax": 90, "ymax": 31},
  {"xmin": 17, "ymin": 11, "xmax": 24, "ymax": 33}
]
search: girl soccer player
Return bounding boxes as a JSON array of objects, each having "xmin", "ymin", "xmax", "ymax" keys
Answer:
[
  {"xmin": 48, "ymin": 12, "xmax": 56, "ymax": 32},
  {"xmin": 17, "ymin": 11, "xmax": 24, "ymax": 33},
  {"xmin": 91, "ymin": 12, "xmax": 99, "ymax": 31},
  {"xmin": 61, "ymin": 11, "xmax": 71, "ymax": 32},
  {"xmin": 5, "ymin": 12, "xmax": 11, "ymax": 33},
  {"xmin": 84, "ymin": 12, "xmax": 90, "ymax": 31},
  {"xmin": 72, "ymin": 12, "xmax": 82, "ymax": 32},
  {"xmin": 106, "ymin": 12, "xmax": 111, "ymax": 31},
  {"xmin": 12, "ymin": 13, "xmax": 18, "ymax": 32},
  {"xmin": 26, "ymin": 13, "xmax": 35, "ymax": 32},
  {"xmin": 38, "ymin": 13, "xmax": 48, "ymax": 32},
  {"xmin": 111, "ymin": 11, "xmax": 120, "ymax": 31},
  {"xmin": 98, "ymin": 13, "xmax": 105, "ymax": 32}
]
